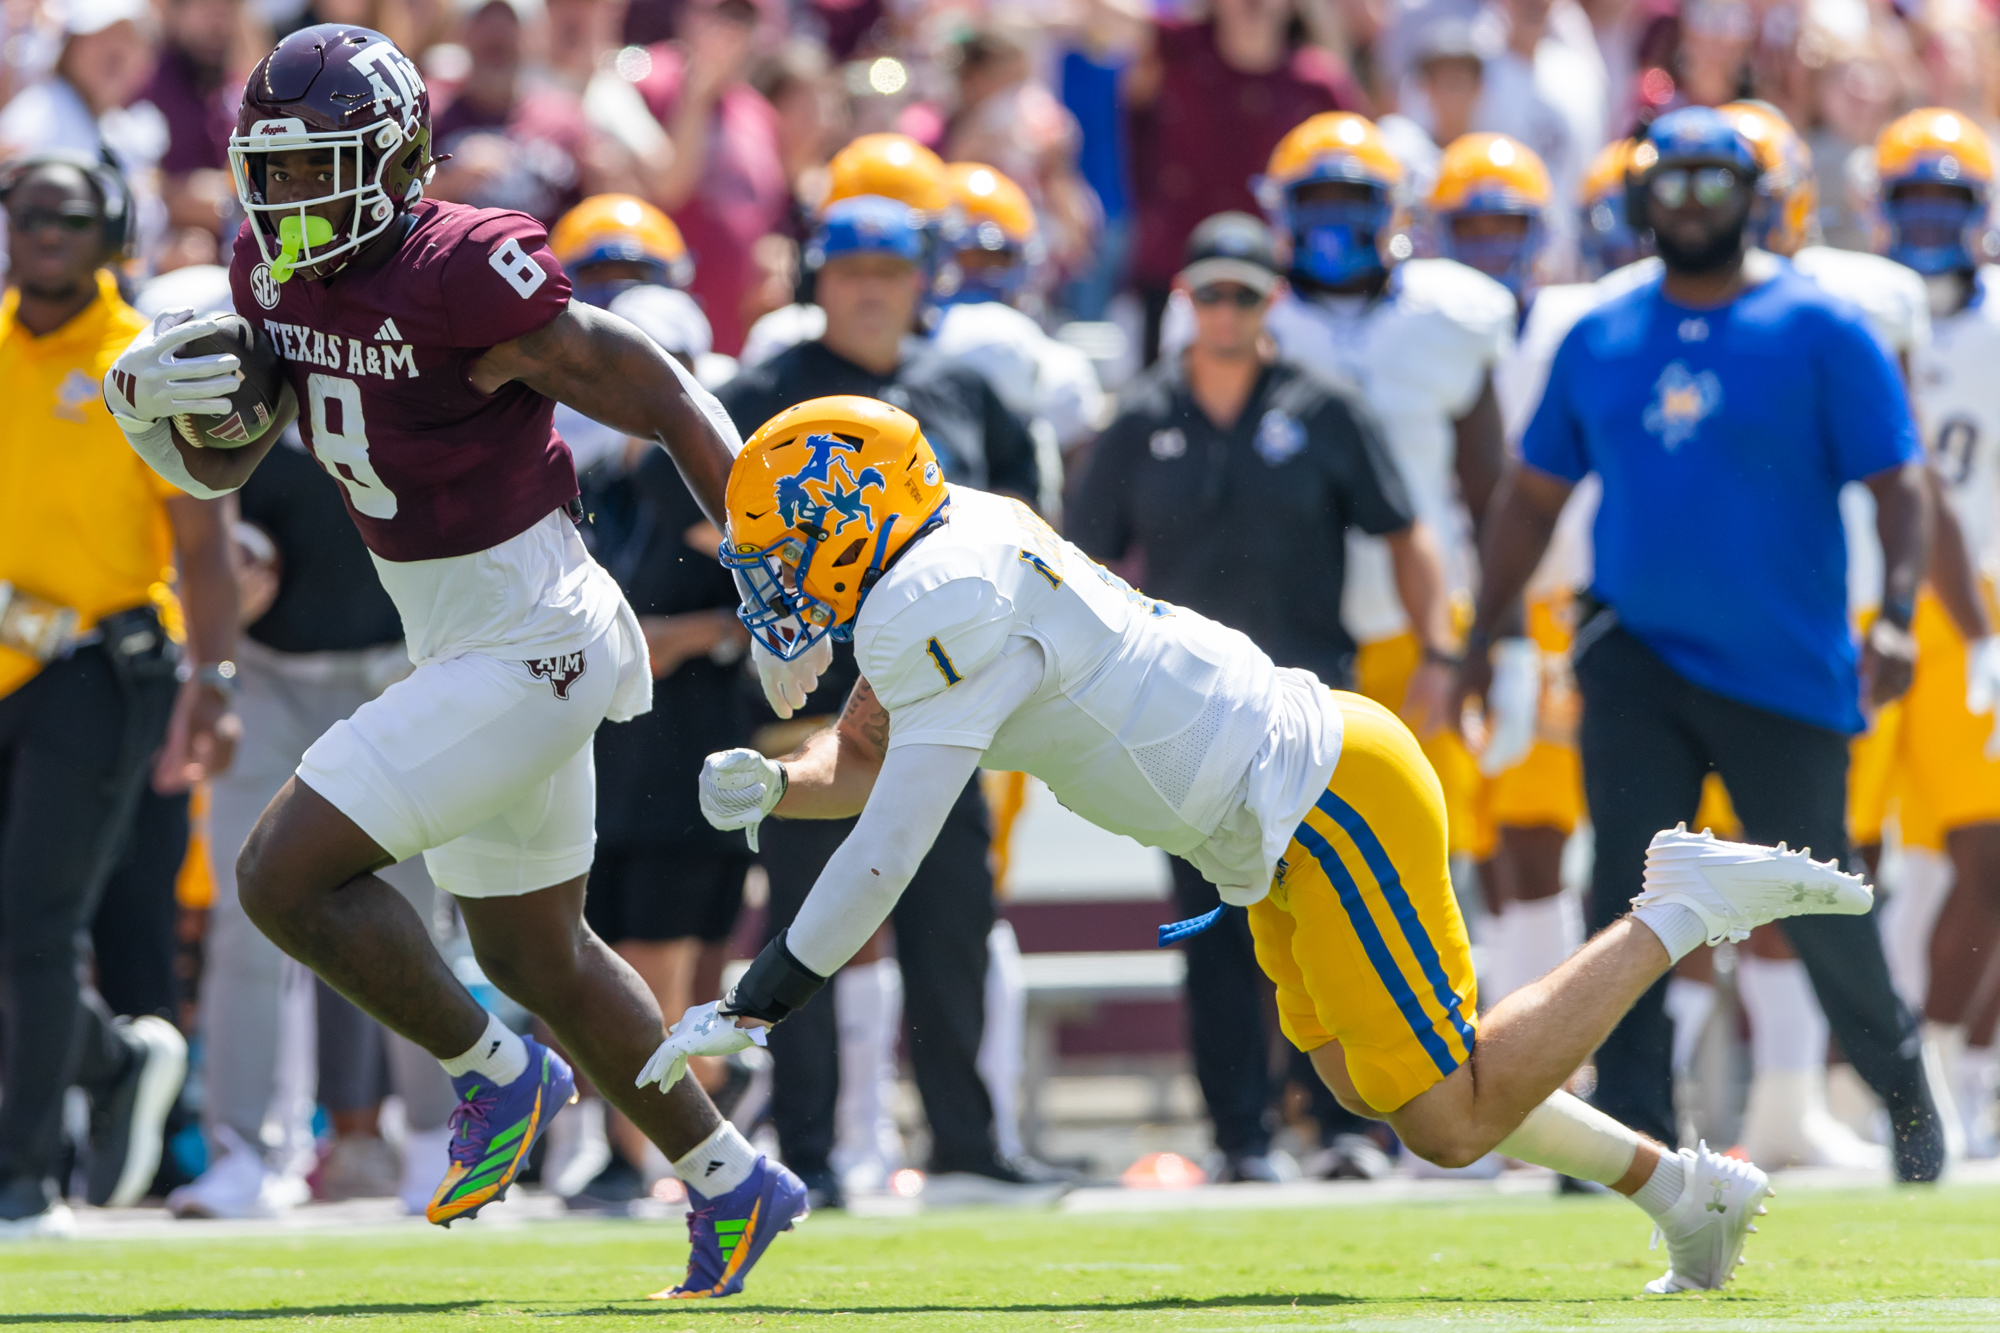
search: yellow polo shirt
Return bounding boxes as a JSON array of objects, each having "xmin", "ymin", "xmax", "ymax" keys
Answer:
[{"xmin": 0, "ymin": 271, "xmax": 180, "ymax": 699}]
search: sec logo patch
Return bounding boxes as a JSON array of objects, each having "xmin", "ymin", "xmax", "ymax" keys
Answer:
[{"xmin": 251, "ymin": 263, "xmax": 280, "ymax": 309}]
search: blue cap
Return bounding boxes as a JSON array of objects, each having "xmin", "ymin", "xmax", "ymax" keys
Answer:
[
  {"xmin": 806, "ymin": 195, "xmax": 927, "ymax": 269},
  {"xmin": 1642, "ymin": 107, "xmax": 1761, "ymax": 176}
]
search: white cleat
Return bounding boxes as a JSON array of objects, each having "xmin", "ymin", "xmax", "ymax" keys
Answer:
[
  {"xmin": 1644, "ymin": 1142, "xmax": 1772, "ymax": 1294},
  {"xmin": 1634, "ymin": 824, "xmax": 1873, "ymax": 945}
]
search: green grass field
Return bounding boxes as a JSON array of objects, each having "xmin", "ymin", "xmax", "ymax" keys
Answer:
[{"xmin": 4, "ymin": 1184, "xmax": 1997, "ymax": 1332}]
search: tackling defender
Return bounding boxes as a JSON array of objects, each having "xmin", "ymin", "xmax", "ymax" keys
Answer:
[
  {"xmin": 667, "ymin": 393, "xmax": 1878, "ymax": 1294},
  {"xmin": 102, "ymin": 25, "xmax": 812, "ymax": 1298}
]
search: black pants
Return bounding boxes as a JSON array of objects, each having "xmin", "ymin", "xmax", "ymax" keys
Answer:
[
  {"xmin": 0, "ymin": 648, "xmax": 176, "ymax": 1183},
  {"xmin": 1169, "ymin": 859, "xmax": 1275, "ymax": 1155},
  {"xmin": 1576, "ymin": 625, "xmax": 1930, "ymax": 1145},
  {"xmin": 92, "ymin": 787, "xmax": 190, "ymax": 1023},
  {"xmin": 759, "ymin": 779, "xmax": 998, "ymax": 1177}
]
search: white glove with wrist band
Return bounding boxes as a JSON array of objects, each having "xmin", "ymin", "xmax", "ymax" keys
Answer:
[
  {"xmin": 634, "ymin": 1000, "xmax": 766, "ymax": 1094},
  {"xmin": 1478, "ymin": 637, "xmax": 1542, "ymax": 777},
  {"xmin": 103, "ymin": 311, "xmax": 244, "ymax": 500},
  {"xmin": 1966, "ymin": 634, "xmax": 2000, "ymax": 759},
  {"xmin": 699, "ymin": 747, "xmax": 787, "ymax": 851}
]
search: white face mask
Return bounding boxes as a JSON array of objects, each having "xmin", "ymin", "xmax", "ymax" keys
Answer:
[{"xmin": 1927, "ymin": 272, "xmax": 1972, "ymax": 319}]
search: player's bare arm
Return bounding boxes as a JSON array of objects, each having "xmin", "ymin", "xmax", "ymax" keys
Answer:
[
  {"xmin": 469, "ymin": 301, "xmax": 737, "ymax": 527},
  {"xmin": 1451, "ymin": 371, "xmax": 1506, "ymax": 532},
  {"xmin": 767, "ymin": 677, "xmax": 892, "ymax": 821},
  {"xmin": 1865, "ymin": 459, "xmax": 1934, "ymax": 705},
  {"xmin": 1455, "ymin": 460, "xmax": 1575, "ymax": 710},
  {"xmin": 1923, "ymin": 471, "xmax": 1992, "ymax": 641},
  {"xmin": 1384, "ymin": 522, "xmax": 1455, "ymax": 737}
]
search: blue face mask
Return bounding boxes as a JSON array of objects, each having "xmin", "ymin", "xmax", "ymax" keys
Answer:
[
  {"xmin": 1442, "ymin": 217, "xmax": 1542, "ymax": 297},
  {"xmin": 572, "ymin": 277, "xmax": 644, "ymax": 310},
  {"xmin": 1287, "ymin": 197, "xmax": 1390, "ymax": 287},
  {"xmin": 1578, "ymin": 195, "xmax": 1647, "ymax": 278},
  {"xmin": 1887, "ymin": 194, "xmax": 1983, "ymax": 274},
  {"xmin": 933, "ymin": 256, "xmax": 1027, "ymax": 308}
]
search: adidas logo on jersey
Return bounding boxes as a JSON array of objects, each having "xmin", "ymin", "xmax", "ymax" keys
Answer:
[
  {"xmin": 263, "ymin": 318, "xmax": 419, "ymax": 381},
  {"xmin": 375, "ymin": 317, "xmax": 404, "ymax": 342}
]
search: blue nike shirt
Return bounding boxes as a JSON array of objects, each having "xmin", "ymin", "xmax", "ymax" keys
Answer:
[{"xmin": 1521, "ymin": 264, "xmax": 1920, "ymax": 735}]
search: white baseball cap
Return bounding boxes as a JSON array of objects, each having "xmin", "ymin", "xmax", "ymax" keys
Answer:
[
  {"xmin": 609, "ymin": 284, "xmax": 713, "ymax": 359},
  {"xmin": 59, "ymin": 0, "xmax": 148, "ymax": 37}
]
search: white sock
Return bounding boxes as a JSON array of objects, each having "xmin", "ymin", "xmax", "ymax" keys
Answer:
[
  {"xmin": 439, "ymin": 1012, "xmax": 528, "ymax": 1085},
  {"xmin": 1663, "ymin": 977, "xmax": 1716, "ymax": 1076},
  {"xmin": 978, "ymin": 921, "xmax": 1028, "ymax": 1161},
  {"xmin": 1509, "ymin": 894, "xmax": 1583, "ymax": 989},
  {"xmin": 672, "ymin": 1120, "xmax": 760, "ymax": 1197},
  {"xmin": 1737, "ymin": 956, "xmax": 1827, "ymax": 1073},
  {"xmin": 832, "ymin": 958, "xmax": 903, "ymax": 1185},
  {"xmin": 1630, "ymin": 1147, "xmax": 1687, "ymax": 1219},
  {"xmin": 1880, "ymin": 847, "xmax": 1952, "ymax": 1010},
  {"xmin": 1481, "ymin": 907, "xmax": 1526, "ymax": 1007},
  {"xmin": 1633, "ymin": 902, "xmax": 1707, "ymax": 965},
  {"xmin": 1495, "ymin": 1090, "xmax": 1641, "ymax": 1186}
]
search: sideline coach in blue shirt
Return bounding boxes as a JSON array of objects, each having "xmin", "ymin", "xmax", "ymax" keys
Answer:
[{"xmin": 1459, "ymin": 108, "xmax": 1946, "ymax": 1179}]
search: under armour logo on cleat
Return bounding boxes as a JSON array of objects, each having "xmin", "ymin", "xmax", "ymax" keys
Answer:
[{"xmin": 1706, "ymin": 1181, "xmax": 1731, "ymax": 1214}]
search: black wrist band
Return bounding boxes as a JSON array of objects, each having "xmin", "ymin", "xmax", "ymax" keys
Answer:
[
  {"xmin": 720, "ymin": 929, "xmax": 825, "ymax": 1025},
  {"xmin": 1422, "ymin": 644, "xmax": 1464, "ymax": 669},
  {"xmin": 1882, "ymin": 596, "xmax": 1916, "ymax": 630}
]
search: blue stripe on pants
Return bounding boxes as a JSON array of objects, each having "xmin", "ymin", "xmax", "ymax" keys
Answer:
[
  {"xmin": 1314, "ymin": 789, "xmax": 1478, "ymax": 1061},
  {"xmin": 1290, "ymin": 817, "xmax": 1461, "ymax": 1079}
]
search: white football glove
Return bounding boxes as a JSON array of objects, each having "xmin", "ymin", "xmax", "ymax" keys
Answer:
[
  {"xmin": 751, "ymin": 635, "xmax": 832, "ymax": 719},
  {"xmin": 699, "ymin": 747, "xmax": 786, "ymax": 851},
  {"xmin": 635, "ymin": 1001, "xmax": 767, "ymax": 1094},
  {"xmin": 1478, "ymin": 637, "xmax": 1542, "ymax": 777},
  {"xmin": 1966, "ymin": 635, "xmax": 2000, "ymax": 760},
  {"xmin": 103, "ymin": 310, "xmax": 241, "ymax": 423}
]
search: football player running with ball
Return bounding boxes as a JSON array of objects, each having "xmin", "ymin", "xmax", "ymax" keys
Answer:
[
  {"xmin": 101, "ymin": 26, "xmax": 813, "ymax": 1299},
  {"xmin": 667, "ymin": 394, "xmax": 1880, "ymax": 1294}
]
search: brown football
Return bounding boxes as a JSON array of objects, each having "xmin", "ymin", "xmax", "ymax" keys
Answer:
[{"xmin": 171, "ymin": 315, "xmax": 285, "ymax": 450}]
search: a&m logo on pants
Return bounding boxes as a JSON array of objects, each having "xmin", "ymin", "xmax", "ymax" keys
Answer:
[{"xmin": 526, "ymin": 651, "xmax": 588, "ymax": 700}]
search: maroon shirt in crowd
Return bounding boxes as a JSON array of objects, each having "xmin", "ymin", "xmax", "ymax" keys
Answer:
[
  {"xmin": 432, "ymin": 87, "xmax": 592, "ymax": 226},
  {"xmin": 228, "ymin": 200, "xmax": 580, "ymax": 562},
  {"xmin": 1127, "ymin": 21, "xmax": 1358, "ymax": 288},
  {"xmin": 143, "ymin": 46, "xmax": 236, "ymax": 174},
  {"xmin": 637, "ymin": 44, "xmax": 789, "ymax": 356}
]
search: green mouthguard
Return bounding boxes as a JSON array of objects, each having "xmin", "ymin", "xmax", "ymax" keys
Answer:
[{"xmin": 269, "ymin": 214, "xmax": 335, "ymax": 282}]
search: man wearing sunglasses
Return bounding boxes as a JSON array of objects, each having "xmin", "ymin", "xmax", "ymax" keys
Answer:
[
  {"xmin": 1459, "ymin": 105, "xmax": 1949, "ymax": 1181},
  {"xmin": 0, "ymin": 154, "xmax": 241, "ymax": 1233},
  {"xmin": 1071, "ymin": 211, "xmax": 1449, "ymax": 1183}
]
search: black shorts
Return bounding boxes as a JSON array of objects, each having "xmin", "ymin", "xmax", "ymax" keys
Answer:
[{"xmin": 585, "ymin": 845, "xmax": 749, "ymax": 944}]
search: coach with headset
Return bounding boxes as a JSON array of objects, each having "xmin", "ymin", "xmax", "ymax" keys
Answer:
[{"xmin": 0, "ymin": 152, "xmax": 238, "ymax": 1233}]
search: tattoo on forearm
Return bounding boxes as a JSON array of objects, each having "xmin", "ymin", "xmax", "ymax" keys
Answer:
[{"xmin": 840, "ymin": 679, "xmax": 891, "ymax": 755}]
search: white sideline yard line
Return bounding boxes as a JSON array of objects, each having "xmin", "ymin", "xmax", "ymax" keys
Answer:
[{"xmin": 56, "ymin": 1158, "xmax": 2000, "ymax": 1240}]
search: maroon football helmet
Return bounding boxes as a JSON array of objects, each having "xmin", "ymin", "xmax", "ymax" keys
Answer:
[{"xmin": 228, "ymin": 25, "xmax": 434, "ymax": 282}]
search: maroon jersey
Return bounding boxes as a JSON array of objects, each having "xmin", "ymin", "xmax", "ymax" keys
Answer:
[{"xmin": 229, "ymin": 199, "xmax": 579, "ymax": 562}]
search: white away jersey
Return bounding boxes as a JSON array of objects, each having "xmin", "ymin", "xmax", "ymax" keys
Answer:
[
  {"xmin": 928, "ymin": 300, "xmax": 1109, "ymax": 449},
  {"xmin": 1498, "ymin": 280, "xmax": 1610, "ymax": 599},
  {"xmin": 1265, "ymin": 258, "xmax": 1517, "ymax": 642},
  {"xmin": 853, "ymin": 487, "xmax": 1344, "ymax": 903},
  {"xmin": 1790, "ymin": 247, "xmax": 1930, "ymax": 359},
  {"xmin": 1913, "ymin": 267, "xmax": 2000, "ymax": 569}
]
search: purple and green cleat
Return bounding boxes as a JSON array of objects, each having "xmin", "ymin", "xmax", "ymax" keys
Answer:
[
  {"xmin": 651, "ymin": 1157, "xmax": 809, "ymax": 1299},
  {"xmin": 426, "ymin": 1037, "xmax": 575, "ymax": 1226}
]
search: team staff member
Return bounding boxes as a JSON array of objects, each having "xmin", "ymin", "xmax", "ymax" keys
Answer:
[
  {"xmin": 717, "ymin": 193, "xmax": 1045, "ymax": 1208},
  {"xmin": 1460, "ymin": 107, "xmax": 1948, "ymax": 1178},
  {"xmin": 0, "ymin": 154, "xmax": 238, "ymax": 1233},
  {"xmin": 553, "ymin": 196, "xmax": 756, "ymax": 1205},
  {"xmin": 1071, "ymin": 212, "xmax": 1451, "ymax": 1181}
]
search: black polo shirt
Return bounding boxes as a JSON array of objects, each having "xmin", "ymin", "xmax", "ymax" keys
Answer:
[
  {"xmin": 718, "ymin": 337, "xmax": 1043, "ymax": 720},
  {"xmin": 1069, "ymin": 355, "xmax": 1412, "ymax": 689}
]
